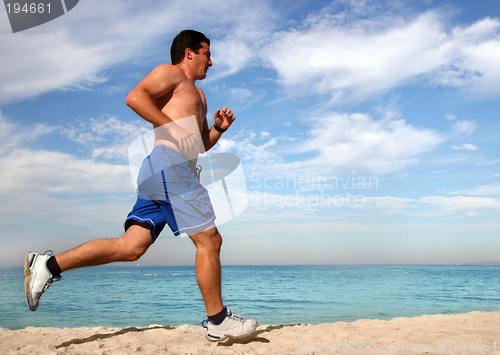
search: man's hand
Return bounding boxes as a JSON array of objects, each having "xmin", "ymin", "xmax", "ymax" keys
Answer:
[
  {"xmin": 168, "ymin": 123, "xmax": 199, "ymax": 159},
  {"xmin": 214, "ymin": 107, "xmax": 235, "ymax": 131}
]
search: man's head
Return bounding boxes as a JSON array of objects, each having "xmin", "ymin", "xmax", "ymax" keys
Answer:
[{"xmin": 170, "ymin": 30, "xmax": 211, "ymax": 65}]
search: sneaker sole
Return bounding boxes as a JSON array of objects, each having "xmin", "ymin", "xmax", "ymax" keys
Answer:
[
  {"xmin": 24, "ymin": 252, "xmax": 35, "ymax": 311},
  {"xmin": 206, "ymin": 327, "xmax": 258, "ymax": 342}
]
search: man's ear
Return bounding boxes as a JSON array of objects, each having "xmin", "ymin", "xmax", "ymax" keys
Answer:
[{"xmin": 185, "ymin": 48, "xmax": 194, "ymax": 60}]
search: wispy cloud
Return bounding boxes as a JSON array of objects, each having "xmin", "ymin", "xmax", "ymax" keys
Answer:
[
  {"xmin": 448, "ymin": 183, "xmax": 500, "ymax": 196},
  {"xmin": 0, "ymin": 113, "xmax": 133, "ymax": 197},
  {"xmin": 0, "ymin": 112, "xmax": 136, "ymax": 237},
  {"xmin": 62, "ymin": 115, "xmax": 150, "ymax": 161},
  {"xmin": 418, "ymin": 196, "xmax": 500, "ymax": 217},
  {"xmin": 232, "ymin": 190, "xmax": 500, "ymax": 220},
  {"xmin": 217, "ymin": 109, "xmax": 446, "ymax": 178},
  {"xmin": 451, "ymin": 143, "xmax": 478, "ymax": 151},
  {"xmin": 0, "ymin": 148, "xmax": 132, "ymax": 196},
  {"xmin": 4, "ymin": 0, "xmax": 499, "ymax": 107},
  {"xmin": 452, "ymin": 121, "xmax": 476, "ymax": 136},
  {"xmin": 295, "ymin": 111, "xmax": 444, "ymax": 175},
  {"xmin": 0, "ymin": 111, "xmax": 58, "ymax": 154},
  {"xmin": 0, "ymin": 0, "xmax": 277, "ymax": 104},
  {"xmin": 260, "ymin": 7, "xmax": 500, "ymax": 103},
  {"xmin": 445, "ymin": 113, "xmax": 459, "ymax": 120},
  {"xmin": 213, "ymin": 128, "xmax": 284, "ymax": 177}
]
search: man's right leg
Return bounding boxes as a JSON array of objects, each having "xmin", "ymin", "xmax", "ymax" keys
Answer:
[
  {"xmin": 55, "ymin": 221, "xmax": 152, "ymax": 272},
  {"xmin": 25, "ymin": 221, "xmax": 152, "ymax": 311}
]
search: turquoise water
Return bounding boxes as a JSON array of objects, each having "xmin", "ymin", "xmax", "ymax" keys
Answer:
[{"xmin": 1, "ymin": 265, "xmax": 498, "ymax": 330}]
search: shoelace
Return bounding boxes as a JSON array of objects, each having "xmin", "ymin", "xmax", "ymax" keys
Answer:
[
  {"xmin": 227, "ymin": 308, "xmax": 244, "ymax": 321},
  {"xmin": 40, "ymin": 250, "xmax": 61, "ymax": 293}
]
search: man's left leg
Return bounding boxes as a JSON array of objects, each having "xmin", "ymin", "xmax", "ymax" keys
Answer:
[
  {"xmin": 189, "ymin": 226, "xmax": 223, "ymax": 317},
  {"xmin": 190, "ymin": 226, "xmax": 258, "ymax": 342}
]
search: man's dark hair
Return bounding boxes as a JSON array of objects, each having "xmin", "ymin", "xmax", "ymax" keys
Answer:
[{"xmin": 170, "ymin": 30, "xmax": 210, "ymax": 65}]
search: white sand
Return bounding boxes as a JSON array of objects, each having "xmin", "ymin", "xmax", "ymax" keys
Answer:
[{"xmin": 1, "ymin": 311, "xmax": 498, "ymax": 354}]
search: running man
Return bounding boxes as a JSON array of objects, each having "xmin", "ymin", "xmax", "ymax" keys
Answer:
[{"xmin": 24, "ymin": 30, "xmax": 257, "ymax": 342}]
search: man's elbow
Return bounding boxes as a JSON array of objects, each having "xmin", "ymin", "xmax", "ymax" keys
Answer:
[{"xmin": 125, "ymin": 92, "xmax": 136, "ymax": 108}]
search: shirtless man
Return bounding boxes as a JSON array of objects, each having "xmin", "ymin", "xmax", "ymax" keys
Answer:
[{"xmin": 24, "ymin": 30, "xmax": 257, "ymax": 342}]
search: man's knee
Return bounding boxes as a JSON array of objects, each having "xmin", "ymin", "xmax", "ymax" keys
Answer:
[
  {"xmin": 208, "ymin": 230, "xmax": 223, "ymax": 251},
  {"xmin": 190, "ymin": 227, "xmax": 222, "ymax": 252},
  {"xmin": 120, "ymin": 222, "xmax": 153, "ymax": 261},
  {"xmin": 120, "ymin": 245, "xmax": 148, "ymax": 261}
]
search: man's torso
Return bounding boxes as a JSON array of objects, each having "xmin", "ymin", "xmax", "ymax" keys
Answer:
[{"xmin": 152, "ymin": 66, "xmax": 206, "ymax": 160}]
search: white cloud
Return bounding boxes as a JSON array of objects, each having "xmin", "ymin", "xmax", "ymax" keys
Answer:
[
  {"xmin": 0, "ymin": 0, "xmax": 277, "ymax": 104},
  {"xmin": 215, "ymin": 138, "xmax": 237, "ymax": 153},
  {"xmin": 229, "ymin": 88, "xmax": 253, "ymax": 102},
  {"xmin": 216, "ymin": 110, "xmax": 445, "ymax": 178},
  {"xmin": 209, "ymin": 41, "xmax": 255, "ymax": 80},
  {"xmin": 206, "ymin": 0, "xmax": 277, "ymax": 80},
  {"xmin": 62, "ymin": 115, "xmax": 150, "ymax": 161},
  {"xmin": 364, "ymin": 195, "xmax": 500, "ymax": 218},
  {"xmin": 451, "ymin": 144, "xmax": 478, "ymax": 151},
  {"xmin": 452, "ymin": 120, "xmax": 476, "ymax": 136},
  {"xmin": 0, "ymin": 0, "xmax": 159, "ymax": 103},
  {"xmin": 448, "ymin": 183, "xmax": 500, "ymax": 196},
  {"xmin": 0, "ymin": 111, "xmax": 58, "ymax": 155},
  {"xmin": 431, "ymin": 169, "xmax": 457, "ymax": 174},
  {"xmin": 418, "ymin": 196, "xmax": 500, "ymax": 217},
  {"xmin": 4, "ymin": 0, "xmax": 499, "ymax": 107},
  {"xmin": 363, "ymin": 196, "xmax": 415, "ymax": 215},
  {"xmin": 260, "ymin": 8, "xmax": 500, "ymax": 103},
  {"xmin": 0, "ymin": 113, "xmax": 134, "ymax": 197},
  {"xmin": 431, "ymin": 17, "xmax": 500, "ymax": 97},
  {"xmin": 0, "ymin": 112, "xmax": 136, "ymax": 234},
  {"xmin": 340, "ymin": 194, "xmax": 500, "ymax": 217},
  {"xmin": 295, "ymin": 112, "xmax": 444, "ymax": 175},
  {"xmin": 213, "ymin": 129, "xmax": 283, "ymax": 177},
  {"xmin": 0, "ymin": 148, "xmax": 132, "ymax": 196},
  {"xmin": 238, "ymin": 190, "xmax": 500, "ymax": 220}
]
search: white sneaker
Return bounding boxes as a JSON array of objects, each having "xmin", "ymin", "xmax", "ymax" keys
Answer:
[
  {"xmin": 24, "ymin": 251, "xmax": 61, "ymax": 311},
  {"xmin": 202, "ymin": 307, "xmax": 258, "ymax": 342}
]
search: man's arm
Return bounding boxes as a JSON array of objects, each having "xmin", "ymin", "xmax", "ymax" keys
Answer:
[
  {"xmin": 125, "ymin": 65, "xmax": 196, "ymax": 152},
  {"xmin": 202, "ymin": 107, "xmax": 235, "ymax": 151}
]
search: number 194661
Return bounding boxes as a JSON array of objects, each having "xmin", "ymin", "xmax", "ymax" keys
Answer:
[{"xmin": 6, "ymin": 3, "xmax": 51, "ymax": 14}]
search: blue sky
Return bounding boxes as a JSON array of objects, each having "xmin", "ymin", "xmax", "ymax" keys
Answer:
[{"xmin": 1, "ymin": 0, "xmax": 500, "ymax": 266}]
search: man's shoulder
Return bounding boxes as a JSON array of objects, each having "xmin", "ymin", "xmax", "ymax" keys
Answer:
[
  {"xmin": 146, "ymin": 64, "xmax": 187, "ymax": 87},
  {"xmin": 152, "ymin": 64, "xmax": 185, "ymax": 77}
]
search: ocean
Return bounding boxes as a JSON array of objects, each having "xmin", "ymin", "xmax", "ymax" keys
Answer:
[{"xmin": 1, "ymin": 265, "xmax": 498, "ymax": 330}]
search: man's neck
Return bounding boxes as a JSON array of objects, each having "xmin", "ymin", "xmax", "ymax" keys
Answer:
[{"xmin": 176, "ymin": 63, "xmax": 198, "ymax": 84}]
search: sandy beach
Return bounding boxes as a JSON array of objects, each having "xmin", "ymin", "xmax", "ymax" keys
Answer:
[{"xmin": 1, "ymin": 310, "xmax": 498, "ymax": 355}]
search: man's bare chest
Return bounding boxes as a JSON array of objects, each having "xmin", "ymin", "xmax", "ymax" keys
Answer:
[{"xmin": 154, "ymin": 82, "xmax": 203, "ymax": 117}]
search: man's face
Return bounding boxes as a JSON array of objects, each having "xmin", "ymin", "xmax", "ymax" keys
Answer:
[{"xmin": 193, "ymin": 42, "xmax": 212, "ymax": 80}]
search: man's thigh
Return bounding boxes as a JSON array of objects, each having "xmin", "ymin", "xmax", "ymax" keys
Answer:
[{"xmin": 122, "ymin": 221, "xmax": 154, "ymax": 253}]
